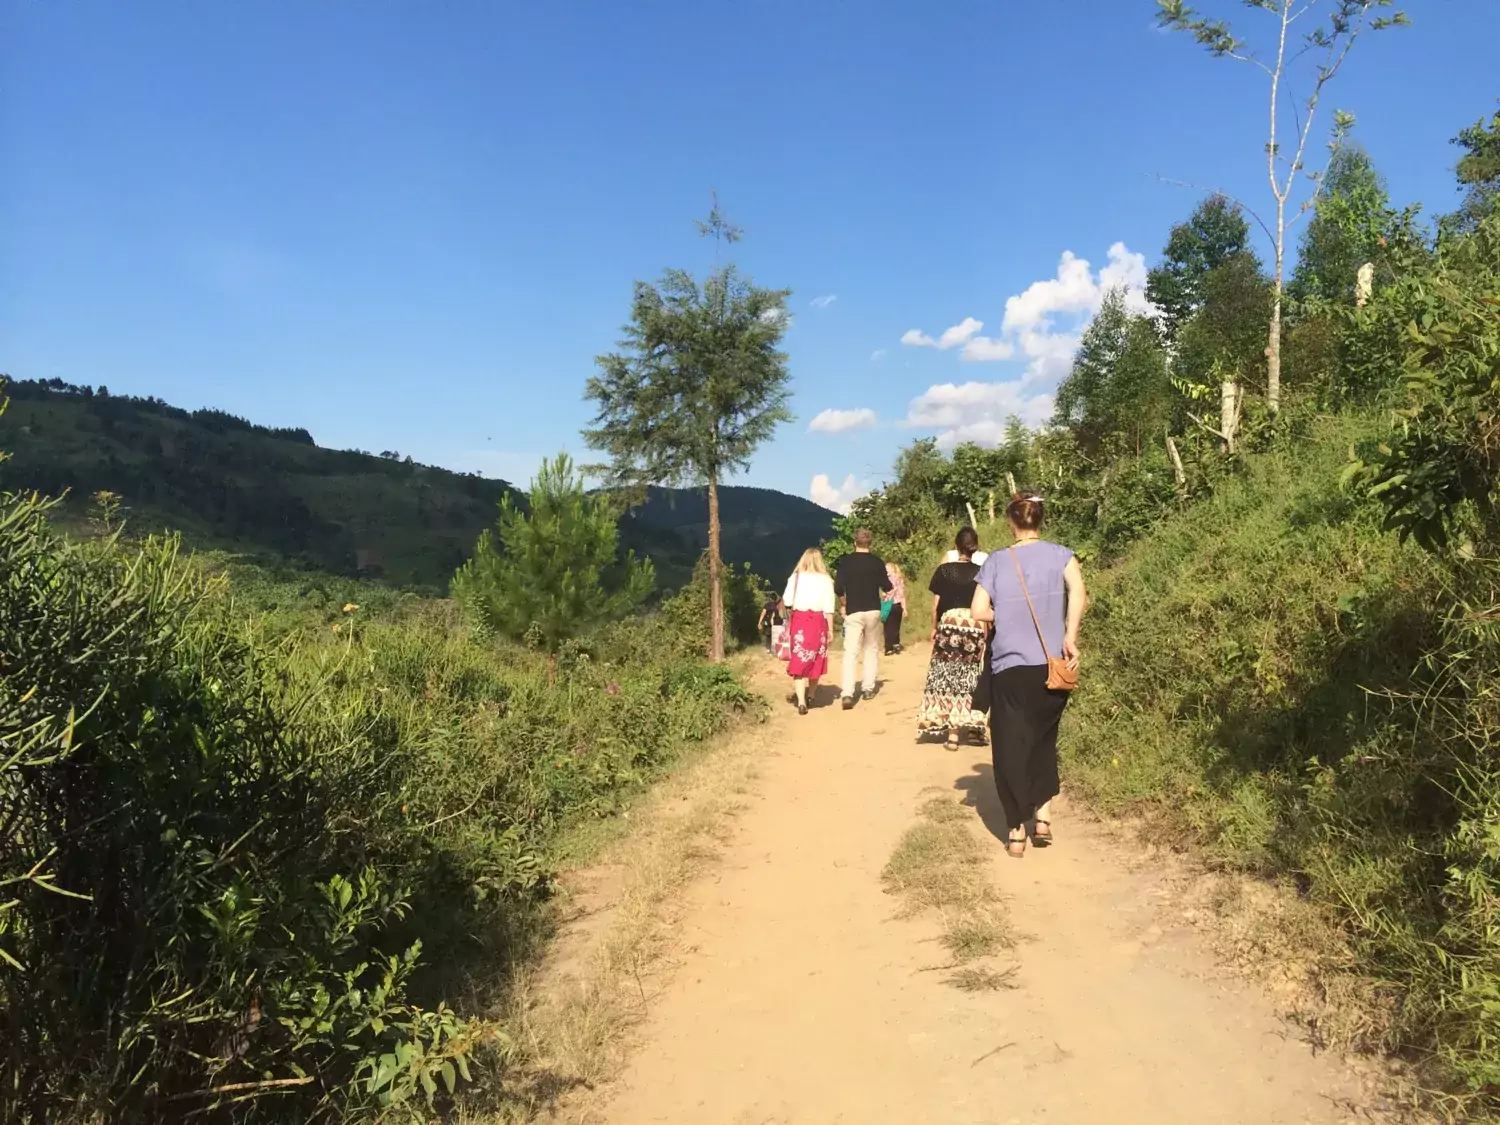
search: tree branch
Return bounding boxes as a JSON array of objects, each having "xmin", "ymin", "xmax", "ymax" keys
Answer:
[
  {"xmin": 1186, "ymin": 412, "xmax": 1231, "ymax": 442},
  {"xmin": 165, "ymin": 1076, "xmax": 316, "ymax": 1102},
  {"xmin": 1149, "ymin": 173, "xmax": 1277, "ymax": 247}
]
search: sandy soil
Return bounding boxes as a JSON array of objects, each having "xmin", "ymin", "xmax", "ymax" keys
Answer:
[{"xmin": 573, "ymin": 643, "xmax": 1393, "ymax": 1125}]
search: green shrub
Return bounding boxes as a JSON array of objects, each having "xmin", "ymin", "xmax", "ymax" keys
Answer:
[
  {"xmin": 451, "ymin": 454, "xmax": 653, "ymax": 650},
  {"xmin": 0, "ymin": 488, "xmax": 753, "ymax": 1121},
  {"xmin": 647, "ymin": 556, "xmax": 768, "ymax": 656},
  {"xmin": 0, "ymin": 492, "xmax": 492, "ymax": 1121}
]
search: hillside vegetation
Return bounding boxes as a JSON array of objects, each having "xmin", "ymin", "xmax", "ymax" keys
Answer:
[
  {"xmin": 0, "ymin": 379, "xmax": 830, "ymax": 591},
  {"xmin": 0, "ymin": 480, "xmax": 761, "ymax": 1122},
  {"xmin": 834, "ymin": 116, "xmax": 1500, "ymax": 1111}
]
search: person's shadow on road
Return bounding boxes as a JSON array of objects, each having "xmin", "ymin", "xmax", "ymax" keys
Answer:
[{"xmin": 953, "ymin": 762, "xmax": 1010, "ymax": 843}]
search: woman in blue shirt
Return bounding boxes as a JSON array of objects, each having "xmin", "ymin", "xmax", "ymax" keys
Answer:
[{"xmin": 971, "ymin": 494, "xmax": 1087, "ymax": 858}]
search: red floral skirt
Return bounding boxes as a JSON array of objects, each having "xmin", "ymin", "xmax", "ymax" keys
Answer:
[{"xmin": 785, "ymin": 609, "xmax": 829, "ymax": 679}]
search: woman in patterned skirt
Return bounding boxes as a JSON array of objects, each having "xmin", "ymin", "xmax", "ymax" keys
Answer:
[{"xmin": 917, "ymin": 527, "xmax": 989, "ymax": 750}]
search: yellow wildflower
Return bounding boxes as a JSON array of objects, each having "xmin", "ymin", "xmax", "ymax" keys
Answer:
[{"xmin": 343, "ymin": 603, "xmax": 359, "ymax": 613}]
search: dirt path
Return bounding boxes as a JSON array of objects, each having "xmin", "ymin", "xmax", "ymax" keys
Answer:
[{"xmin": 579, "ymin": 644, "xmax": 1388, "ymax": 1124}]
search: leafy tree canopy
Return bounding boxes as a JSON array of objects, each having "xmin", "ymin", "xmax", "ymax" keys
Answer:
[
  {"xmin": 1174, "ymin": 251, "xmax": 1275, "ymax": 391},
  {"xmin": 1290, "ymin": 143, "xmax": 1394, "ymax": 305},
  {"xmin": 1146, "ymin": 194, "xmax": 1252, "ymax": 340},
  {"xmin": 584, "ymin": 261, "xmax": 792, "ymax": 660},
  {"xmin": 584, "ymin": 267, "xmax": 792, "ymax": 494},
  {"xmin": 1446, "ymin": 103, "xmax": 1500, "ymax": 236},
  {"xmin": 1054, "ymin": 288, "xmax": 1171, "ymax": 449}
]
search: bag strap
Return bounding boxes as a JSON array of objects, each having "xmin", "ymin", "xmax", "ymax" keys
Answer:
[{"xmin": 1009, "ymin": 547, "xmax": 1056, "ymax": 663}]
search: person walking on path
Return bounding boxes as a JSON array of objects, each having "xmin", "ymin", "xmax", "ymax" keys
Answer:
[
  {"xmin": 758, "ymin": 593, "xmax": 785, "ymax": 654},
  {"xmin": 882, "ymin": 562, "xmax": 907, "ymax": 656},
  {"xmin": 971, "ymin": 495, "xmax": 1086, "ymax": 858},
  {"xmin": 782, "ymin": 549, "xmax": 836, "ymax": 715},
  {"xmin": 917, "ymin": 527, "xmax": 989, "ymax": 751},
  {"xmin": 834, "ymin": 529, "xmax": 892, "ymax": 709}
]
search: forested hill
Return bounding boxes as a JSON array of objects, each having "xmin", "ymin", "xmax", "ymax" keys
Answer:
[
  {"xmin": 629, "ymin": 485, "xmax": 836, "ymax": 584},
  {"xmin": 0, "ymin": 378, "xmax": 829, "ymax": 590}
]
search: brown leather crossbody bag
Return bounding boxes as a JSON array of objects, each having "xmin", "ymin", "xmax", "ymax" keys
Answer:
[{"xmin": 1010, "ymin": 548, "xmax": 1078, "ymax": 692}]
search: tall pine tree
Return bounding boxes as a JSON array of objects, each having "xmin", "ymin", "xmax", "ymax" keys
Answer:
[
  {"xmin": 585, "ymin": 201, "xmax": 791, "ymax": 662},
  {"xmin": 451, "ymin": 453, "xmax": 653, "ymax": 651}
]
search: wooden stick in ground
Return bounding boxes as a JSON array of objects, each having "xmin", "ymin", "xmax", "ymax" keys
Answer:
[{"xmin": 1166, "ymin": 436, "xmax": 1186, "ymax": 495}]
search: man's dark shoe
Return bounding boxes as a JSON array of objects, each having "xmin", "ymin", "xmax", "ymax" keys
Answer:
[
  {"xmin": 841, "ymin": 696, "xmax": 855, "ymax": 710},
  {"xmin": 863, "ymin": 685, "xmax": 880, "ymax": 700}
]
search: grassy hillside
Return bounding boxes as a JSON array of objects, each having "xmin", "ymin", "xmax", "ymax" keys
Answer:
[
  {"xmin": 1056, "ymin": 414, "xmax": 1498, "ymax": 1107},
  {"xmin": 0, "ymin": 378, "xmax": 826, "ymax": 590}
]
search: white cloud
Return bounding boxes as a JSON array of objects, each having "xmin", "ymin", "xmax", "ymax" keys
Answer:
[
  {"xmin": 905, "ymin": 381, "xmax": 1055, "ymax": 449},
  {"xmin": 960, "ymin": 335, "xmax": 1014, "ymax": 362},
  {"xmin": 808, "ymin": 407, "xmax": 878, "ymax": 434},
  {"xmin": 901, "ymin": 243, "xmax": 1150, "ymax": 377},
  {"xmin": 810, "ymin": 473, "xmax": 864, "ymax": 515},
  {"xmin": 937, "ymin": 316, "xmax": 983, "ymax": 349},
  {"xmin": 902, "ymin": 316, "xmax": 985, "ymax": 352},
  {"xmin": 870, "ymin": 348, "xmax": 888, "ymax": 362},
  {"xmin": 999, "ymin": 250, "xmax": 1099, "ymax": 335},
  {"xmin": 810, "ymin": 293, "xmax": 838, "ymax": 309}
]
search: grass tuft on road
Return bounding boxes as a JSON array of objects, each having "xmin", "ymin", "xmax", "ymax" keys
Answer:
[{"xmin": 882, "ymin": 795, "xmax": 1015, "ymax": 990}]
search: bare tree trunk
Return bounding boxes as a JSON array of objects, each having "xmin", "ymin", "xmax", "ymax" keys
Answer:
[
  {"xmin": 965, "ymin": 502, "xmax": 978, "ymax": 530},
  {"xmin": 987, "ymin": 491, "xmax": 995, "ymax": 522},
  {"xmin": 707, "ymin": 474, "xmax": 725, "ymax": 662},
  {"xmin": 1355, "ymin": 261, "xmax": 1374, "ymax": 307},
  {"xmin": 1268, "ymin": 196, "xmax": 1285, "ymax": 414},
  {"xmin": 1005, "ymin": 471, "xmax": 1018, "ymax": 498},
  {"xmin": 1220, "ymin": 380, "xmax": 1241, "ymax": 454},
  {"xmin": 1166, "ymin": 435, "xmax": 1186, "ymax": 493}
]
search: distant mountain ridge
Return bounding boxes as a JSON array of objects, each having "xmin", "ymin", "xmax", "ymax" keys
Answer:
[
  {"xmin": 0, "ymin": 377, "xmax": 834, "ymax": 591},
  {"xmin": 629, "ymin": 485, "xmax": 837, "ymax": 584}
]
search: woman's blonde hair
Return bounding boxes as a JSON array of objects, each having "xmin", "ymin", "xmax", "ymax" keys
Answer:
[
  {"xmin": 794, "ymin": 547, "xmax": 829, "ymax": 576},
  {"xmin": 886, "ymin": 560, "xmax": 904, "ymax": 580}
]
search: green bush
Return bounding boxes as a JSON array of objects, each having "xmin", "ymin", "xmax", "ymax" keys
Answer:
[
  {"xmin": 1058, "ymin": 413, "xmax": 1499, "ymax": 1105},
  {"xmin": 647, "ymin": 555, "xmax": 768, "ymax": 656},
  {"xmin": 0, "ymin": 489, "xmax": 752, "ymax": 1122}
]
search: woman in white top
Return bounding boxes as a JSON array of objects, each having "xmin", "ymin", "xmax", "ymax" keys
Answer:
[{"xmin": 781, "ymin": 547, "xmax": 837, "ymax": 715}]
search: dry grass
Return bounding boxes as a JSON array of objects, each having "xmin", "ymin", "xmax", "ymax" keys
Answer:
[
  {"xmin": 459, "ymin": 683, "xmax": 773, "ymax": 1123},
  {"xmin": 881, "ymin": 794, "xmax": 1016, "ymax": 991}
]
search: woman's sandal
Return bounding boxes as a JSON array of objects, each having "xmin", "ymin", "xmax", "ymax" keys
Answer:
[
  {"xmin": 945, "ymin": 731, "xmax": 961, "ymax": 752},
  {"xmin": 1005, "ymin": 834, "xmax": 1027, "ymax": 859},
  {"xmin": 1032, "ymin": 820, "xmax": 1053, "ymax": 847}
]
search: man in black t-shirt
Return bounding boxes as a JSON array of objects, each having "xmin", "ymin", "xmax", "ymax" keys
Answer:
[{"xmin": 834, "ymin": 529, "xmax": 892, "ymax": 707}]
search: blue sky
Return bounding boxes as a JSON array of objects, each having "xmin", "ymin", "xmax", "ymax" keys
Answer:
[{"xmin": 4, "ymin": 0, "xmax": 1497, "ymax": 511}]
